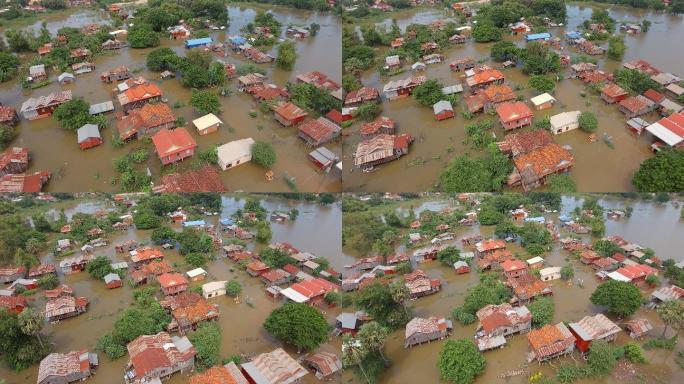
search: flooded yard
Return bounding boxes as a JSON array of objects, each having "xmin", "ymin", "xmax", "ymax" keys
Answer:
[
  {"xmin": 0, "ymin": 194, "xmax": 343, "ymax": 383},
  {"xmin": 0, "ymin": 5, "xmax": 341, "ymax": 192},
  {"xmin": 341, "ymin": 194, "xmax": 684, "ymax": 384},
  {"xmin": 343, "ymin": 4, "xmax": 684, "ymax": 192}
]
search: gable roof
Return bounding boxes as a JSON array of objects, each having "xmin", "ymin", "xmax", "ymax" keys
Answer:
[{"xmin": 152, "ymin": 128, "xmax": 197, "ymax": 157}]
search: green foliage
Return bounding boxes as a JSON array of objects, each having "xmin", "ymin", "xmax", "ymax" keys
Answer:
[
  {"xmin": 439, "ymin": 146, "xmax": 512, "ymax": 192},
  {"xmin": 190, "ymin": 89, "xmax": 221, "ymax": 115},
  {"xmin": 436, "ymin": 246, "xmax": 461, "ymax": 267},
  {"xmin": 53, "ymin": 99, "xmax": 91, "ymax": 131},
  {"xmin": 37, "ymin": 274, "xmax": 59, "ymax": 290},
  {"xmin": 251, "ymin": 141, "xmax": 276, "ymax": 168},
  {"xmin": 185, "ymin": 252, "xmax": 208, "ymax": 268},
  {"xmin": 614, "ymin": 68, "xmax": 660, "ymax": 95},
  {"xmin": 590, "ymin": 280, "xmax": 642, "ymax": 317},
  {"xmin": 608, "ymin": 35, "xmax": 626, "ymax": 60},
  {"xmin": 413, "ymin": 79, "xmax": 444, "ymax": 106},
  {"xmin": 521, "ymin": 42, "xmax": 561, "ymax": 75},
  {"xmin": 560, "ymin": 264, "xmax": 574, "ymax": 280},
  {"xmin": 86, "ymin": 255, "xmax": 115, "ymax": 280},
  {"xmin": 0, "ymin": 124, "xmax": 16, "ymax": 149},
  {"xmin": 255, "ymin": 221, "xmax": 272, "ymax": 244},
  {"xmin": 624, "ymin": 342, "xmax": 647, "ymax": 363},
  {"xmin": 176, "ymin": 228, "xmax": 213, "ymax": 255},
  {"xmin": 0, "ymin": 52, "xmax": 20, "ymax": 82},
  {"xmin": 146, "ymin": 47, "xmax": 178, "ymax": 71},
  {"xmin": 586, "ymin": 340, "xmax": 619, "ymax": 377},
  {"xmin": 188, "ymin": 322, "xmax": 221, "ymax": 370},
  {"xmin": 452, "ymin": 277, "xmax": 512, "ymax": 323},
  {"xmin": 632, "ymin": 150, "xmax": 684, "ymax": 192},
  {"xmin": 263, "ymin": 303, "xmax": 328, "ymax": 351},
  {"xmin": 528, "ymin": 75, "xmax": 555, "ymax": 93},
  {"xmin": 225, "ymin": 280, "xmax": 242, "ymax": 297},
  {"xmin": 151, "ymin": 226, "xmax": 176, "ymax": 245},
  {"xmin": 288, "ymin": 82, "xmax": 340, "ymax": 116},
  {"xmin": 0, "ymin": 310, "xmax": 51, "ymax": 371},
  {"xmin": 260, "ymin": 247, "xmax": 294, "ymax": 269},
  {"xmin": 472, "ymin": 20, "xmax": 502, "ymax": 42},
  {"xmin": 547, "ymin": 174, "xmax": 577, "ymax": 193},
  {"xmin": 643, "ymin": 336, "xmax": 678, "ymax": 349},
  {"xmin": 355, "ymin": 103, "xmax": 382, "ymax": 122},
  {"xmin": 133, "ymin": 208, "xmax": 161, "ymax": 229},
  {"xmin": 128, "ymin": 27, "xmax": 160, "ymax": 48},
  {"xmin": 490, "ymin": 40, "xmax": 520, "ymax": 62},
  {"xmin": 578, "ymin": 111, "xmax": 598, "ymax": 133},
  {"xmin": 527, "ymin": 297, "xmax": 555, "ymax": 328},
  {"xmin": 437, "ymin": 339, "xmax": 486, "ymax": 384},
  {"xmin": 276, "ymin": 40, "xmax": 297, "ymax": 70},
  {"xmin": 354, "ymin": 282, "xmax": 410, "ymax": 329}
]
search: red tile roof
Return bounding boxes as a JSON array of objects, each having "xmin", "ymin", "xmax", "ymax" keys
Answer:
[
  {"xmin": 153, "ymin": 166, "xmax": 227, "ymax": 193},
  {"xmin": 189, "ymin": 362, "xmax": 248, "ymax": 384},
  {"xmin": 0, "ymin": 147, "xmax": 29, "ymax": 171},
  {"xmin": 643, "ymin": 89, "xmax": 665, "ymax": 103},
  {"xmin": 527, "ymin": 323, "xmax": 574, "ymax": 359},
  {"xmin": 274, "ymin": 102, "xmax": 308, "ymax": 121},
  {"xmin": 602, "ymin": 83, "xmax": 628, "ymax": 98},
  {"xmin": 152, "ymin": 128, "xmax": 197, "ymax": 157},
  {"xmin": 360, "ymin": 116, "xmax": 394, "ymax": 135},
  {"xmin": 496, "ymin": 102, "xmax": 533, "ymax": 123},
  {"xmin": 299, "ymin": 117, "xmax": 340, "ymax": 142},
  {"xmin": 158, "ymin": 273, "xmax": 188, "ymax": 289},
  {"xmin": 120, "ymin": 83, "xmax": 162, "ymax": 105},
  {"xmin": 501, "ymin": 259, "xmax": 527, "ymax": 272},
  {"xmin": 470, "ymin": 69, "xmax": 505, "ymax": 85},
  {"xmin": 289, "ymin": 278, "xmax": 338, "ymax": 299}
]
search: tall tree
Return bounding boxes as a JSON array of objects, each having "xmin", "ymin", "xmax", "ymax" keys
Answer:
[
  {"xmin": 356, "ymin": 321, "xmax": 389, "ymax": 363},
  {"xmin": 656, "ymin": 300, "xmax": 684, "ymax": 338},
  {"xmin": 18, "ymin": 308, "xmax": 44, "ymax": 348}
]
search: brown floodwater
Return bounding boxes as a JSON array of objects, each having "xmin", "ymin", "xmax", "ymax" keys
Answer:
[
  {"xmin": 343, "ymin": 4, "xmax": 684, "ymax": 193},
  {"xmin": 0, "ymin": 6, "xmax": 341, "ymax": 193},
  {"xmin": 0, "ymin": 195, "xmax": 343, "ymax": 384},
  {"xmin": 341, "ymin": 195, "xmax": 684, "ymax": 384}
]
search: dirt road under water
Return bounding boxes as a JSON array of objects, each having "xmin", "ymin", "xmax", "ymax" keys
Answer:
[
  {"xmin": 341, "ymin": 195, "xmax": 684, "ymax": 384},
  {"xmin": 0, "ymin": 195, "xmax": 342, "ymax": 383},
  {"xmin": 343, "ymin": 4, "xmax": 684, "ymax": 193},
  {"xmin": 0, "ymin": 6, "xmax": 342, "ymax": 192}
]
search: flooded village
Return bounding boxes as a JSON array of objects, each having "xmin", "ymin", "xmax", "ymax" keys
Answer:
[
  {"xmin": 341, "ymin": 1, "xmax": 684, "ymax": 193},
  {"xmin": 0, "ymin": 192, "xmax": 345, "ymax": 384},
  {"xmin": 0, "ymin": 1, "xmax": 343, "ymax": 193},
  {"xmin": 340, "ymin": 192, "xmax": 684, "ymax": 383}
]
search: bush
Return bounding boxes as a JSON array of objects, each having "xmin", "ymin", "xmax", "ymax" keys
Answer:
[
  {"xmin": 251, "ymin": 141, "xmax": 276, "ymax": 168},
  {"xmin": 624, "ymin": 342, "xmax": 647, "ymax": 363},
  {"xmin": 578, "ymin": 111, "xmax": 598, "ymax": 133},
  {"xmin": 225, "ymin": 280, "xmax": 242, "ymax": 297},
  {"xmin": 190, "ymin": 89, "xmax": 221, "ymax": 115}
]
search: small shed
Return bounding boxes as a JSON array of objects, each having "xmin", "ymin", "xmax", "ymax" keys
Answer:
[
  {"xmin": 550, "ymin": 110, "xmax": 581, "ymax": 135},
  {"xmin": 217, "ymin": 137, "xmax": 255, "ymax": 171},
  {"xmin": 453, "ymin": 261, "xmax": 470, "ymax": 274},
  {"xmin": 539, "ymin": 267, "xmax": 561, "ymax": 281},
  {"xmin": 77, "ymin": 124, "xmax": 103, "ymax": 150},
  {"xmin": 186, "ymin": 268, "xmax": 207, "ymax": 282},
  {"xmin": 442, "ymin": 84, "xmax": 463, "ymax": 95},
  {"xmin": 433, "ymin": 100, "xmax": 454, "ymax": 120},
  {"xmin": 192, "ymin": 113, "xmax": 222, "ymax": 135},
  {"xmin": 104, "ymin": 273, "xmax": 122, "ymax": 289},
  {"xmin": 57, "ymin": 72, "xmax": 75, "ymax": 85},
  {"xmin": 530, "ymin": 93, "xmax": 556, "ymax": 110},
  {"xmin": 308, "ymin": 147, "xmax": 339, "ymax": 170},
  {"xmin": 89, "ymin": 101, "xmax": 114, "ymax": 115},
  {"xmin": 526, "ymin": 256, "xmax": 545, "ymax": 269}
]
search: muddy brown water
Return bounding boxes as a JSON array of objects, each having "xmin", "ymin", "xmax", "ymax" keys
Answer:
[
  {"xmin": 341, "ymin": 195, "xmax": 684, "ymax": 384},
  {"xmin": 0, "ymin": 6, "xmax": 341, "ymax": 193},
  {"xmin": 0, "ymin": 195, "xmax": 342, "ymax": 383},
  {"xmin": 343, "ymin": 5, "xmax": 684, "ymax": 193}
]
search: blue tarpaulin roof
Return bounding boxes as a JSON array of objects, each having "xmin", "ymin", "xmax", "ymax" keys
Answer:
[
  {"xmin": 220, "ymin": 218, "xmax": 233, "ymax": 226},
  {"xmin": 228, "ymin": 36, "xmax": 246, "ymax": 45},
  {"xmin": 185, "ymin": 37, "xmax": 212, "ymax": 48},
  {"xmin": 526, "ymin": 33, "xmax": 551, "ymax": 41},
  {"xmin": 183, "ymin": 220, "xmax": 206, "ymax": 227},
  {"xmin": 566, "ymin": 31, "xmax": 581, "ymax": 39},
  {"xmin": 524, "ymin": 217, "xmax": 546, "ymax": 223}
]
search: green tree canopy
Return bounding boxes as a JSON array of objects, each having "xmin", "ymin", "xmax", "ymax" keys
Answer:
[
  {"xmin": 263, "ymin": 302, "xmax": 328, "ymax": 351},
  {"xmin": 590, "ymin": 280, "xmax": 642, "ymax": 317},
  {"xmin": 632, "ymin": 150, "xmax": 684, "ymax": 192},
  {"xmin": 437, "ymin": 339, "xmax": 486, "ymax": 384}
]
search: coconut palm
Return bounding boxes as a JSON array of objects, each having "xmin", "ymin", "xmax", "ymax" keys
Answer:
[
  {"xmin": 342, "ymin": 335, "xmax": 370, "ymax": 384},
  {"xmin": 656, "ymin": 300, "xmax": 684, "ymax": 338},
  {"xmin": 18, "ymin": 307, "xmax": 45, "ymax": 348},
  {"xmin": 389, "ymin": 278, "xmax": 410, "ymax": 316},
  {"xmin": 357, "ymin": 321, "xmax": 389, "ymax": 364}
]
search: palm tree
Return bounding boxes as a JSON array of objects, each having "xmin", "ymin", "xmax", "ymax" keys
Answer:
[
  {"xmin": 357, "ymin": 321, "xmax": 389, "ymax": 365},
  {"xmin": 656, "ymin": 300, "xmax": 684, "ymax": 338},
  {"xmin": 18, "ymin": 307, "xmax": 45, "ymax": 348},
  {"xmin": 342, "ymin": 335, "xmax": 371, "ymax": 384},
  {"xmin": 389, "ymin": 278, "xmax": 410, "ymax": 316}
]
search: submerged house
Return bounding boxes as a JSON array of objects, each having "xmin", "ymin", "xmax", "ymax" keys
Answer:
[
  {"xmin": 298, "ymin": 117, "xmax": 342, "ymax": 146},
  {"xmin": 77, "ymin": 124, "xmax": 103, "ymax": 150},
  {"xmin": 354, "ymin": 134, "xmax": 414, "ymax": 170},
  {"xmin": 601, "ymin": 83, "xmax": 629, "ymax": 104},
  {"xmin": 304, "ymin": 352, "xmax": 342, "ymax": 380},
  {"xmin": 37, "ymin": 350, "xmax": 98, "ymax": 384},
  {"xmin": 158, "ymin": 273, "xmax": 189, "ymax": 296},
  {"xmin": 216, "ymin": 137, "xmax": 256, "ymax": 171},
  {"xmin": 360, "ymin": 116, "xmax": 395, "ymax": 136},
  {"xmin": 117, "ymin": 83, "xmax": 163, "ymax": 113},
  {"xmin": 619, "ymin": 95, "xmax": 656, "ymax": 118},
  {"xmin": 241, "ymin": 348, "xmax": 308, "ymax": 384},
  {"xmin": 0, "ymin": 106, "xmax": 18, "ymax": 126},
  {"xmin": 274, "ymin": 102, "xmax": 308, "ymax": 127},
  {"xmin": 167, "ymin": 295, "xmax": 220, "ymax": 334},
  {"xmin": 45, "ymin": 296, "xmax": 88, "ymax": 322},
  {"xmin": 152, "ymin": 128, "xmax": 197, "ymax": 165},
  {"xmin": 549, "ymin": 110, "xmax": 581, "ymax": 135},
  {"xmin": 117, "ymin": 103, "xmax": 176, "ymax": 141},
  {"xmin": 404, "ymin": 270, "xmax": 441, "ymax": 299},
  {"xmin": 185, "ymin": 37, "xmax": 212, "ymax": 49},
  {"xmin": 568, "ymin": 313, "xmax": 621, "ymax": 353},
  {"xmin": 476, "ymin": 303, "xmax": 532, "ymax": 338},
  {"xmin": 192, "ymin": 113, "xmax": 222, "ymax": 136},
  {"xmin": 0, "ymin": 146, "xmax": 30, "ymax": 176},
  {"xmin": 345, "ymin": 87, "xmax": 380, "ymax": 106},
  {"xmin": 465, "ymin": 69, "xmax": 505, "ymax": 90},
  {"xmin": 404, "ymin": 317, "xmax": 453, "ymax": 348},
  {"xmin": 527, "ymin": 323, "xmax": 575, "ymax": 362},
  {"xmin": 382, "ymin": 76, "xmax": 426, "ymax": 100},
  {"xmin": 100, "ymin": 65, "xmax": 131, "ymax": 83},
  {"xmin": 483, "ymin": 84, "xmax": 516, "ymax": 111},
  {"xmin": 498, "ymin": 130, "xmax": 555, "ymax": 158},
  {"xmin": 645, "ymin": 111, "xmax": 684, "ymax": 149},
  {"xmin": 124, "ymin": 332, "xmax": 195, "ymax": 383},
  {"xmin": 449, "ymin": 56, "xmax": 475, "ymax": 72},
  {"xmin": 433, "ymin": 100, "xmax": 454, "ymax": 120},
  {"xmin": 508, "ymin": 143, "xmax": 574, "ymax": 191},
  {"xmin": 496, "ymin": 102, "xmax": 533, "ymax": 131},
  {"xmin": 20, "ymin": 90, "xmax": 72, "ymax": 120}
]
